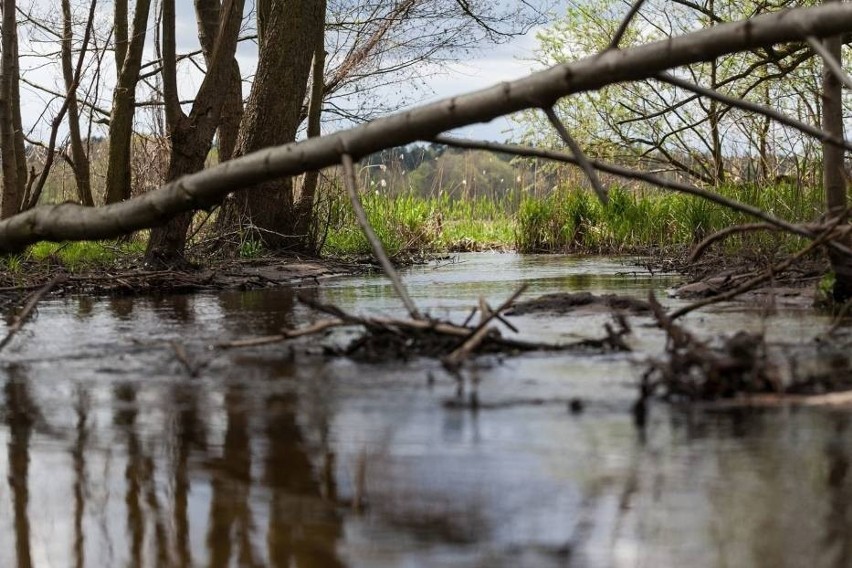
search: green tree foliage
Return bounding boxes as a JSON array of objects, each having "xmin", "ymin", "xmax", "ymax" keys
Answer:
[{"xmin": 520, "ymin": 0, "xmax": 828, "ymax": 187}]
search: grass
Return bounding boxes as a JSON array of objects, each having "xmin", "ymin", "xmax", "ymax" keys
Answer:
[
  {"xmin": 2, "ymin": 182, "xmax": 826, "ymax": 267},
  {"xmin": 321, "ymin": 190, "xmax": 517, "ymax": 256},
  {"xmin": 320, "ymin": 182, "xmax": 826, "ymax": 257},
  {"xmin": 514, "ymin": 183, "xmax": 824, "ymax": 254},
  {"xmin": 23, "ymin": 240, "xmax": 146, "ymax": 271}
]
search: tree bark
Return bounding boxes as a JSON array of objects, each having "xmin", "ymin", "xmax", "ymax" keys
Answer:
[
  {"xmin": 104, "ymin": 0, "xmax": 152, "ymax": 205},
  {"xmin": 143, "ymin": 0, "xmax": 246, "ymax": 266},
  {"xmin": 821, "ymin": 0, "xmax": 852, "ymax": 301},
  {"xmin": 62, "ymin": 0, "xmax": 95, "ymax": 207},
  {"xmin": 194, "ymin": 0, "xmax": 243, "ymax": 161},
  {"xmin": 0, "ymin": 0, "xmax": 25, "ymax": 218},
  {"xmin": 217, "ymin": 0, "xmax": 325, "ymax": 251},
  {"xmin": 293, "ymin": 8, "xmax": 327, "ymax": 252},
  {"xmin": 115, "ymin": 0, "xmax": 128, "ymax": 74}
]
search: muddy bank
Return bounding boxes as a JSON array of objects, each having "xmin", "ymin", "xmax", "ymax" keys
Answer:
[{"xmin": 0, "ymin": 255, "xmax": 362, "ymax": 304}]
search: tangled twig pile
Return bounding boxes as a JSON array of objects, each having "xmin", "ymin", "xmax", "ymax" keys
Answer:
[{"xmin": 218, "ymin": 285, "xmax": 633, "ymax": 367}]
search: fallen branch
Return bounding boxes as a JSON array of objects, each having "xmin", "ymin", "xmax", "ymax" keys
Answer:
[
  {"xmin": 443, "ymin": 284, "xmax": 528, "ymax": 370},
  {"xmin": 687, "ymin": 221, "xmax": 832, "ymax": 262},
  {"xmin": 216, "ymin": 289, "xmax": 630, "ymax": 362},
  {"xmin": 341, "ymin": 153, "xmax": 422, "ymax": 320},
  {"xmin": 0, "ymin": 274, "xmax": 65, "ymax": 352},
  {"xmin": 670, "ymin": 218, "xmax": 851, "ymax": 319},
  {"xmin": 217, "ymin": 318, "xmax": 346, "ymax": 348}
]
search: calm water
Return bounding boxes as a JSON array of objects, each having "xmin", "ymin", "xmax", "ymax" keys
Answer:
[{"xmin": 0, "ymin": 253, "xmax": 847, "ymax": 567}]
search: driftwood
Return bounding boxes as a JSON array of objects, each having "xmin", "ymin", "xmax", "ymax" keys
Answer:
[
  {"xmin": 639, "ymin": 291, "xmax": 852, "ymax": 409},
  {"xmin": 0, "ymin": 275, "xmax": 65, "ymax": 352},
  {"xmin": 216, "ymin": 287, "xmax": 633, "ymax": 365}
]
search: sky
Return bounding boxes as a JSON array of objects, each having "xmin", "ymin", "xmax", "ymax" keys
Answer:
[{"xmin": 17, "ymin": 1, "xmax": 553, "ymax": 145}]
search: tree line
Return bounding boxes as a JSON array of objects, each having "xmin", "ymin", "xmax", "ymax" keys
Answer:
[{"xmin": 0, "ymin": 0, "xmax": 546, "ymax": 263}]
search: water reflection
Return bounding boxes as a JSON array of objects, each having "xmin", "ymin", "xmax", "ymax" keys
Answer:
[
  {"xmin": 0, "ymin": 255, "xmax": 849, "ymax": 566},
  {"xmin": 6, "ymin": 365, "xmax": 35, "ymax": 568}
]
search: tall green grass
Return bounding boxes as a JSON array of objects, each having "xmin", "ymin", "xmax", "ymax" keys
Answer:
[
  {"xmin": 514, "ymin": 183, "xmax": 824, "ymax": 254},
  {"xmin": 320, "ymin": 181, "xmax": 825, "ymax": 257},
  {"xmin": 321, "ymin": 190, "xmax": 517, "ymax": 256}
]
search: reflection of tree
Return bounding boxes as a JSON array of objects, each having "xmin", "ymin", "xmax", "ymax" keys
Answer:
[
  {"xmin": 824, "ymin": 414, "xmax": 852, "ymax": 568},
  {"xmin": 265, "ymin": 392, "xmax": 344, "ymax": 568},
  {"xmin": 113, "ymin": 383, "xmax": 169, "ymax": 567},
  {"xmin": 206, "ymin": 385, "xmax": 261, "ymax": 568},
  {"xmin": 72, "ymin": 386, "xmax": 90, "ymax": 568},
  {"xmin": 5, "ymin": 365, "xmax": 35, "ymax": 568},
  {"xmin": 151, "ymin": 295, "xmax": 193, "ymax": 324},
  {"xmin": 169, "ymin": 383, "xmax": 206, "ymax": 568}
]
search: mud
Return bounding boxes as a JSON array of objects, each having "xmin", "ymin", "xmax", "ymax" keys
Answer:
[{"xmin": 507, "ymin": 291, "xmax": 652, "ymax": 315}]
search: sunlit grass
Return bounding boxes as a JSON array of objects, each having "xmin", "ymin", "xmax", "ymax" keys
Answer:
[
  {"xmin": 321, "ymin": 183, "xmax": 824, "ymax": 257},
  {"xmin": 514, "ymin": 183, "xmax": 823, "ymax": 254},
  {"xmin": 26, "ymin": 240, "xmax": 146, "ymax": 270}
]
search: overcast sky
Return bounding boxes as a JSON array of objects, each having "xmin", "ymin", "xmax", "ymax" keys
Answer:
[{"xmin": 18, "ymin": 2, "xmax": 550, "ymax": 144}]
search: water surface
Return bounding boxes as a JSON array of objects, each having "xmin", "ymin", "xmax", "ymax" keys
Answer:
[{"xmin": 0, "ymin": 253, "xmax": 847, "ymax": 567}]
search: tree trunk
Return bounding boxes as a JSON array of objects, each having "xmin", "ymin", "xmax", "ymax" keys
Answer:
[
  {"xmin": 0, "ymin": 0, "xmax": 25, "ymax": 219},
  {"xmin": 217, "ymin": 0, "xmax": 326, "ymax": 251},
  {"xmin": 115, "ymin": 0, "xmax": 128, "ymax": 74},
  {"xmin": 821, "ymin": 3, "xmax": 852, "ymax": 301},
  {"xmin": 193, "ymin": 0, "xmax": 243, "ymax": 162},
  {"xmin": 62, "ymin": 0, "xmax": 94, "ymax": 207},
  {"xmin": 293, "ymin": 15, "xmax": 326, "ymax": 252},
  {"xmin": 104, "ymin": 0, "xmax": 152, "ymax": 205},
  {"xmin": 143, "ymin": 0, "xmax": 246, "ymax": 266}
]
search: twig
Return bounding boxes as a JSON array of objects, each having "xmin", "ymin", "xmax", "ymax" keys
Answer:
[
  {"xmin": 807, "ymin": 36, "xmax": 852, "ymax": 92},
  {"xmin": 610, "ymin": 0, "xmax": 647, "ymax": 49},
  {"xmin": 216, "ymin": 318, "xmax": 346, "ymax": 349},
  {"xmin": 443, "ymin": 284, "xmax": 528, "ymax": 370},
  {"xmin": 543, "ymin": 107, "xmax": 609, "ymax": 204},
  {"xmin": 688, "ymin": 222, "xmax": 823, "ymax": 262},
  {"xmin": 341, "ymin": 153, "xmax": 422, "ymax": 320},
  {"xmin": 656, "ymin": 71, "xmax": 852, "ymax": 154},
  {"xmin": 432, "ymin": 135, "xmax": 852, "ymax": 257},
  {"xmin": 670, "ymin": 219, "xmax": 850, "ymax": 319},
  {"xmin": 0, "ymin": 275, "xmax": 65, "ymax": 352}
]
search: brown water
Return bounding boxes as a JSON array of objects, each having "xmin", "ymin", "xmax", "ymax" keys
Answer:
[{"xmin": 0, "ymin": 253, "xmax": 848, "ymax": 567}]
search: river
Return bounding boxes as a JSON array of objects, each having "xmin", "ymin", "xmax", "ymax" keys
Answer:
[{"xmin": 0, "ymin": 253, "xmax": 847, "ymax": 567}]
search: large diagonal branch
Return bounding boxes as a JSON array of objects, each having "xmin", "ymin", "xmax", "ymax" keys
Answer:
[{"xmin": 1, "ymin": 4, "xmax": 852, "ymax": 251}]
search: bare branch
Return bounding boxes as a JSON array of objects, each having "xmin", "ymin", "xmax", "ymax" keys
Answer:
[
  {"xmin": 543, "ymin": 106, "xmax": 608, "ymax": 204},
  {"xmin": 341, "ymin": 153, "xmax": 422, "ymax": 320},
  {"xmin": 807, "ymin": 35, "xmax": 852, "ymax": 91},
  {"xmin": 610, "ymin": 0, "xmax": 647, "ymax": 49},
  {"xmin": 670, "ymin": 218, "xmax": 851, "ymax": 320}
]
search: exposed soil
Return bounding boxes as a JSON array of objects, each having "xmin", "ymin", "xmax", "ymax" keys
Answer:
[{"xmin": 506, "ymin": 291, "xmax": 652, "ymax": 316}]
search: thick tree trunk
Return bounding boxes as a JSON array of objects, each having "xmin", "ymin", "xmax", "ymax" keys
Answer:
[
  {"xmin": 193, "ymin": 0, "xmax": 243, "ymax": 162},
  {"xmin": 104, "ymin": 0, "xmax": 152, "ymax": 205},
  {"xmin": 0, "ymin": 0, "xmax": 24, "ymax": 218},
  {"xmin": 143, "ymin": 0, "xmax": 246, "ymax": 266},
  {"xmin": 821, "ymin": 5, "xmax": 852, "ymax": 301},
  {"xmin": 217, "ymin": 0, "xmax": 325, "ymax": 251}
]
